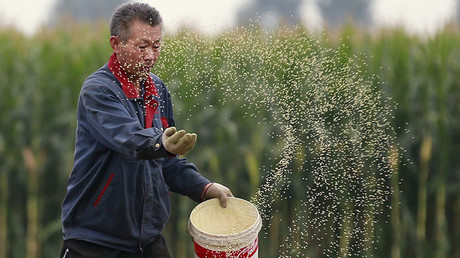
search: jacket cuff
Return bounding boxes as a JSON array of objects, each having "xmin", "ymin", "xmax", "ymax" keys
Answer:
[{"xmin": 134, "ymin": 136, "xmax": 170, "ymax": 160}]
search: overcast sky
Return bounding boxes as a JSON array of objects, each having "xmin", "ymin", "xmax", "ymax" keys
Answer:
[{"xmin": 0, "ymin": 0, "xmax": 456, "ymax": 36}]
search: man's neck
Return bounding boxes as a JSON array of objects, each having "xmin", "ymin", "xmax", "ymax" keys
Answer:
[{"xmin": 126, "ymin": 75, "xmax": 142, "ymax": 95}]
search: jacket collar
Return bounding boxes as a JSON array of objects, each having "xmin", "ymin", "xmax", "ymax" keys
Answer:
[{"xmin": 107, "ymin": 52, "xmax": 159, "ymax": 129}]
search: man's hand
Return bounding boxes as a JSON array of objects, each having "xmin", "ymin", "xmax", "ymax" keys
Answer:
[
  {"xmin": 162, "ymin": 127, "xmax": 197, "ymax": 155},
  {"xmin": 201, "ymin": 183, "xmax": 234, "ymax": 208}
]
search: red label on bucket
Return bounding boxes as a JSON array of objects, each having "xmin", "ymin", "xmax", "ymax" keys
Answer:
[{"xmin": 194, "ymin": 237, "xmax": 259, "ymax": 258}]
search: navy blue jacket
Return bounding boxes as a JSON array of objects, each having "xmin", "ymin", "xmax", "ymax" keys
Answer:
[{"xmin": 61, "ymin": 64, "xmax": 210, "ymax": 252}]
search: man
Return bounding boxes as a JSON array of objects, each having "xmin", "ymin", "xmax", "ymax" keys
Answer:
[{"xmin": 60, "ymin": 2, "xmax": 233, "ymax": 257}]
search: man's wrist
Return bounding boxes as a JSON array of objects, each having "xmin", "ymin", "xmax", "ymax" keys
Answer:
[
  {"xmin": 200, "ymin": 182, "xmax": 215, "ymax": 201},
  {"xmin": 159, "ymin": 134, "xmax": 176, "ymax": 157}
]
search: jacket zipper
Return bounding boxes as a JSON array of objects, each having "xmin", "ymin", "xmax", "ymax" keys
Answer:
[
  {"xmin": 139, "ymin": 164, "xmax": 145, "ymax": 253},
  {"xmin": 138, "ymin": 88, "xmax": 145, "ymax": 253}
]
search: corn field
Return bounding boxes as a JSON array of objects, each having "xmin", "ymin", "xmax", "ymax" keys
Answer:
[{"xmin": 0, "ymin": 22, "xmax": 459, "ymax": 257}]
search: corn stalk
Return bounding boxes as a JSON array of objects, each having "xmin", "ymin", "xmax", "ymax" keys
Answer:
[
  {"xmin": 23, "ymin": 148, "xmax": 41, "ymax": 258},
  {"xmin": 417, "ymin": 136, "xmax": 432, "ymax": 254},
  {"xmin": 0, "ymin": 158, "xmax": 8, "ymax": 258},
  {"xmin": 390, "ymin": 145, "xmax": 400, "ymax": 258}
]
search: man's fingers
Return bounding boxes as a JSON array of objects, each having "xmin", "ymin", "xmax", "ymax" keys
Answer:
[
  {"xmin": 164, "ymin": 127, "xmax": 176, "ymax": 137},
  {"xmin": 181, "ymin": 133, "xmax": 197, "ymax": 146},
  {"xmin": 218, "ymin": 194, "xmax": 228, "ymax": 208},
  {"xmin": 218, "ymin": 191, "xmax": 234, "ymax": 208},
  {"xmin": 176, "ymin": 133, "xmax": 197, "ymax": 155},
  {"xmin": 185, "ymin": 134, "xmax": 197, "ymax": 149},
  {"xmin": 162, "ymin": 128, "xmax": 197, "ymax": 155},
  {"xmin": 167, "ymin": 129, "xmax": 186, "ymax": 144},
  {"xmin": 217, "ymin": 185, "xmax": 233, "ymax": 208}
]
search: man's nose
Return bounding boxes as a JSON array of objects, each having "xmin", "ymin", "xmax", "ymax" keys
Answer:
[{"xmin": 144, "ymin": 49, "xmax": 154, "ymax": 61}]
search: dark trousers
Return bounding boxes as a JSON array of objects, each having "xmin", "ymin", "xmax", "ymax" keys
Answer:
[{"xmin": 59, "ymin": 236, "xmax": 171, "ymax": 258}]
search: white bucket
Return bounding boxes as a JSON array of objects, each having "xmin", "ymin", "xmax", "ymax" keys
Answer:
[{"xmin": 188, "ymin": 197, "xmax": 262, "ymax": 258}]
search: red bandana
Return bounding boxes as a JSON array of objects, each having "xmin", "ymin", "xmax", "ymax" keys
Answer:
[{"xmin": 108, "ymin": 53, "xmax": 158, "ymax": 128}]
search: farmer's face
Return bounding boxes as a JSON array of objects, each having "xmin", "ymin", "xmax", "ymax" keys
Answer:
[{"xmin": 112, "ymin": 20, "xmax": 162, "ymax": 79}]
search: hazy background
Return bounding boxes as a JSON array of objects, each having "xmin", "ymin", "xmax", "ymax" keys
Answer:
[
  {"xmin": 1, "ymin": 0, "xmax": 460, "ymax": 257},
  {"xmin": 0, "ymin": 0, "xmax": 457, "ymax": 36}
]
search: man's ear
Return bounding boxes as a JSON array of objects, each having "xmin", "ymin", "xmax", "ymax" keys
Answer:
[{"xmin": 110, "ymin": 36, "xmax": 122, "ymax": 54}]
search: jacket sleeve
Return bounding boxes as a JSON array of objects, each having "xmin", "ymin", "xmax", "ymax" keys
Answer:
[
  {"xmin": 162, "ymin": 157, "xmax": 211, "ymax": 202},
  {"xmin": 79, "ymin": 81, "xmax": 169, "ymax": 160}
]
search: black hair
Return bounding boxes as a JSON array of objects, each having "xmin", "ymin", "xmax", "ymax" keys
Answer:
[{"xmin": 110, "ymin": 2, "xmax": 163, "ymax": 42}]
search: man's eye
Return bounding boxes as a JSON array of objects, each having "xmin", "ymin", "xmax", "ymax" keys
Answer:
[{"xmin": 139, "ymin": 46, "xmax": 147, "ymax": 50}]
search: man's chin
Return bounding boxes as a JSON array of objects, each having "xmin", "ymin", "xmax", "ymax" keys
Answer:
[
  {"xmin": 131, "ymin": 68, "xmax": 149, "ymax": 77},
  {"xmin": 141, "ymin": 67, "xmax": 152, "ymax": 75},
  {"xmin": 140, "ymin": 70, "xmax": 150, "ymax": 78}
]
